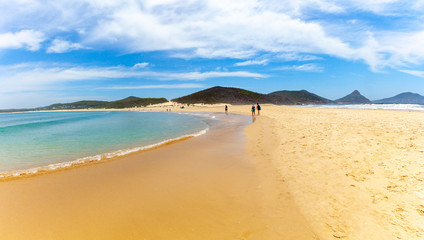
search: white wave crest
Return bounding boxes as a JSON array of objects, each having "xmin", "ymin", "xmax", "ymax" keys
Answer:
[{"xmin": 0, "ymin": 127, "xmax": 209, "ymax": 180}]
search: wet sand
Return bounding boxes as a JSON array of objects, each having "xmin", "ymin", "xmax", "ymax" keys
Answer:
[{"xmin": 0, "ymin": 113, "xmax": 317, "ymax": 239}]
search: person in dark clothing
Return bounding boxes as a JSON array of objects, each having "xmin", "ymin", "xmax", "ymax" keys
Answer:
[{"xmin": 256, "ymin": 103, "xmax": 261, "ymax": 115}]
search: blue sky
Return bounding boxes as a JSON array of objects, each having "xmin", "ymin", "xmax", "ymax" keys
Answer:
[{"xmin": 2, "ymin": 0, "xmax": 424, "ymax": 109}]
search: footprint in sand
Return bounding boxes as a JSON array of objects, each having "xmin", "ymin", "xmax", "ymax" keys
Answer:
[{"xmin": 417, "ymin": 205, "xmax": 424, "ymax": 217}]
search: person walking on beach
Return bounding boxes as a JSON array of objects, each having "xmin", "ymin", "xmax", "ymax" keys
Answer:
[
  {"xmin": 225, "ymin": 105, "xmax": 228, "ymax": 114},
  {"xmin": 256, "ymin": 103, "xmax": 261, "ymax": 116},
  {"xmin": 251, "ymin": 104, "xmax": 256, "ymax": 116}
]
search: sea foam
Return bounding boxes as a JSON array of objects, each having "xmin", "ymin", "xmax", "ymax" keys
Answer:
[
  {"xmin": 0, "ymin": 127, "xmax": 208, "ymax": 180},
  {"xmin": 0, "ymin": 111, "xmax": 211, "ymax": 180}
]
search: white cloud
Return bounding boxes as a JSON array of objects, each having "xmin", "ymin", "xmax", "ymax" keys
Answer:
[
  {"xmin": 399, "ymin": 69, "xmax": 424, "ymax": 78},
  {"xmin": 103, "ymin": 83, "xmax": 205, "ymax": 90},
  {"xmin": 47, "ymin": 39, "xmax": 85, "ymax": 53},
  {"xmin": 234, "ymin": 59, "xmax": 269, "ymax": 66},
  {"xmin": 0, "ymin": 63, "xmax": 266, "ymax": 94},
  {"xmin": 354, "ymin": 30, "xmax": 424, "ymax": 71},
  {"xmin": 158, "ymin": 71, "xmax": 266, "ymax": 80},
  {"xmin": 346, "ymin": 0, "xmax": 404, "ymax": 14},
  {"xmin": 1, "ymin": 0, "xmax": 424, "ymax": 71},
  {"xmin": 133, "ymin": 62, "xmax": 149, "ymax": 68},
  {"xmin": 276, "ymin": 63, "xmax": 323, "ymax": 72},
  {"xmin": 86, "ymin": 2, "xmax": 355, "ymax": 61},
  {"xmin": 0, "ymin": 30, "xmax": 44, "ymax": 51},
  {"xmin": 278, "ymin": 53, "xmax": 323, "ymax": 62}
]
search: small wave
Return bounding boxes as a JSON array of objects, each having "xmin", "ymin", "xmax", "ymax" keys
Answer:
[
  {"xmin": 0, "ymin": 127, "xmax": 209, "ymax": 181},
  {"xmin": 298, "ymin": 104, "xmax": 424, "ymax": 112},
  {"xmin": 0, "ymin": 112, "xmax": 104, "ymax": 131},
  {"xmin": 175, "ymin": 112, "xmax": 218, "ymax": 119}
]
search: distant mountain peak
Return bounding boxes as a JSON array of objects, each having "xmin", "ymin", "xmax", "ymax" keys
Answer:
[
  {"xmin": 336, "ymin": 90, "xmax": 371, "ymax": 104},
  {"xmin": 374, "ymin": 92, "xmax": 424, "ymax": 104}
]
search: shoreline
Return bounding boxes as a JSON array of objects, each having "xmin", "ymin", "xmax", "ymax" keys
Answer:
[
  {"xmin": 1, "ymin": 104, "xmax": 423, "ymax": 239},
  {"xmin": 0, "ymin": 126, "xmax": 209, "ymax": 181},
  {"xmin": 0, "ymin": 110, "xmax": 225, "ymax": 181},
  {"xmin": 3, "ymin": 101, "xmax": 424, "ymax": 115},
  {"xmin": 0, "ymin": 108, "xmax": 318, "ymax": 239}
]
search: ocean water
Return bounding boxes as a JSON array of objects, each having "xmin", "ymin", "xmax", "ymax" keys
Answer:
[
  {"xmin": 299, "ymin": 104, "xmax": 424, "ymax": 112},
  {"xmin": 0, "ymin": 111, "xmax": 209, "ymax": 175}
]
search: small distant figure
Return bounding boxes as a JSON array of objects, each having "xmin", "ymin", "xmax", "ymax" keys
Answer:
[
  {"xmin": 256, "ymin": 103, "xmax": 261, "ymax": 116},
  {"xmin": 225, "ymin": 105, "xmax": 228, "ymax": 114},
  {"xmin": 251, "ymin": 104, "xmax": 256, "ymax": 116}
]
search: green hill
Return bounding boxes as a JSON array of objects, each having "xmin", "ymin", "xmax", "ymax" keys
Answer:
[
  {"xmin": 39, "ymin": 97, "xmax": 168, "ymax": 110},
  {"xmin": 268, "ymin": 90, "xmax": 332, "ymax": 104},
  {"xmin": 107, "ymin": 97, "xmax": 168, "ymax": 108},
  {"xmin": 172, "ymin": 86, "xmax": 331, "ymax": 105},
  {"xmin": 172, "ymin": 86, "xmax": 271, "ymax": 104}
]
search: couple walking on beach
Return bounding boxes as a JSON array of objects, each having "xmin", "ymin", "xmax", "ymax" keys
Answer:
[{"xmin": 252, "ymin": 103, "xmax": 261, "ymax": 116}]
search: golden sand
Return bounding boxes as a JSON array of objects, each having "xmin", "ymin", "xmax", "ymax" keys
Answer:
[
  {"xmin": 0, "ymin": 111, "xmax": 316, "ymax": 240},
  {"xmin": 163, "ymin": 103, "xmax": 424, "ymax": 239},
  {"xmin": 1, "ymin": 103, "xmax": 423, "ymax": 239},
  {"xmin": 262, "ymin": 106, "xmax": 424, "ymax": 240}
]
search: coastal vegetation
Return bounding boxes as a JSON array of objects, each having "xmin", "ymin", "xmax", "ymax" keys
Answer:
[
  {"xmin": 38, "ymin": 96, "xmax": 168, "ymax": 110},
  {"xmin": 2, "ymin": 86, "xmax": 424, "ymax": 113},
  {"xmin": 172, "ymin": 86, "xmax": 332, "ymax": 105}
]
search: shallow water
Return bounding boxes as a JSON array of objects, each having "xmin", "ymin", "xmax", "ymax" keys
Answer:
[
  {"xmin": 0, "ymin": 111, "xmax": 209, "ymax": 172},
  {"xmin": 299, "ymin": 103, "xmax": 424, "ymax": 112}
]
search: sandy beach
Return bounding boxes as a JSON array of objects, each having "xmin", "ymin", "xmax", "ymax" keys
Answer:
[
  {"xmin": 178, "ymin": 104, "xmax": 424, "ymax": 239},
  {"xmin": 0, "ymin": 111, "xmax": 316, "ymax": 239},
  {"xmin": 147, "ymin": 103, "xmax": 424, "ymax": 239},
  {"xmin": 1, "ymin": 104, "xmax": 424, "ymax": 239}
]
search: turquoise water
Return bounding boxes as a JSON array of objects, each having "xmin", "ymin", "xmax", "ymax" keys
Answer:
[{"xmin": 0, "ymin": 111, "xmax": 209, "ymax": 173}]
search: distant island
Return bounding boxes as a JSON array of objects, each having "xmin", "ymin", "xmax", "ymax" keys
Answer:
[{"xmin": 2, "ymin": 86, "xmax": 424, "ymax": 113}]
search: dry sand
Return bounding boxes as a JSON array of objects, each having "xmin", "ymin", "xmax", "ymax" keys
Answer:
[
  {"xmin": 261, "ymin": 106, "xmax": 424, "ymax": 240},
  {"xmin": 161, "ymin": 103, "xmax": 424, "ymax": 239},
  {"xmin": 0, "ymin": 111, "xmax": 316, "ymax": 239}
]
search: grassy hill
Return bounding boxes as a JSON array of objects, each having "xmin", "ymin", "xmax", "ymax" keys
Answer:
[
  {"xmin": 39, "ymin": 97, "xmax": 168, "ymax": 110},
  {"xmin": 268, "ymin": 90, "xmax": 332, "ymax": 104},
  {"xmin": 172, "ymin": 86, "xmax": 271, "ymax": 104},
  {"xmin": 107, "ymin": 97, "xmax": 168, "ymax": 108},
  {"xmin": 172, "ymin": 86, "xmax": 331, "ymax": 105}
]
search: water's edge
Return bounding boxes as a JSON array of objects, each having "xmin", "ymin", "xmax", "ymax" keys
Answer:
[{"xmin": 0, "ymin": 111, "xmax": 214, "ymax": 181}]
